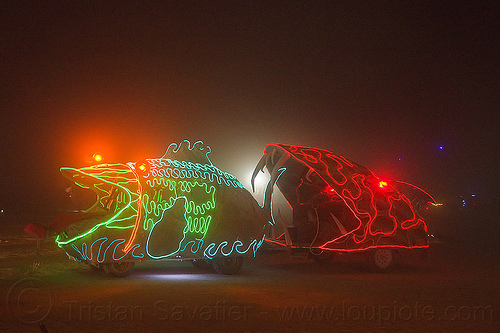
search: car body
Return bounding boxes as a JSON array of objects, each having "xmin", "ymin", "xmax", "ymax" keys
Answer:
[
  {"xmin": 25, "ymin": 141, "xmax": 267, "ymax": 276},
  {"xmin": 252, "ymin": 143, "xmax": 436, "ymax": 271}
]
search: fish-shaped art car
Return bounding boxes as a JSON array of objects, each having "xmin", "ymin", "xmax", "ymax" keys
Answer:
[
  {"xmin": 25, "ymin": 141, "xmax": 269, "ymax": 276},
  {"xmin": 252, "ymin": 144, "xmax": 436, "ymax": 271}
]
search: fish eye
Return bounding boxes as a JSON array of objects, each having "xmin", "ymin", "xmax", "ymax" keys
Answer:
[{"xmin": 135, "ymin": 161, "xmax": 149, "ymax": 174}]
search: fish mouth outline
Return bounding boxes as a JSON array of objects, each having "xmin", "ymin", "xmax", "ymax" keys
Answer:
[{"xmin": 55, "ymin": 163, "xmax": 140, "ymax": 247}]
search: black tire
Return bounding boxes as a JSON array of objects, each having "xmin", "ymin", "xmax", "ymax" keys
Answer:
[
  {"xmin": 367, "ymin": 248, "xmax": 394, "ymax": 272},
  {"xmin": 310, "ymin": 251, "xmax": 336, "ymax": 264},
  {"xmin": 212, "ymin": 256, "xmax": 243, "ymax": 275},
  {"xmin": 102, "ymin": 261, "xmax": 135, "ymax": 277},
  {"xmin": 88, "ymin": 263, "xmax": 103, "ymax": 273},
  {"xmin": 191, "ymin": 259, "xmax": 212, "ymax": 270}
]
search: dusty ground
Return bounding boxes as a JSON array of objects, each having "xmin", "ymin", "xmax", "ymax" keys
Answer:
[{"xmin": 0, "ymin": 215, "xmax": 499, "ymax": 333}]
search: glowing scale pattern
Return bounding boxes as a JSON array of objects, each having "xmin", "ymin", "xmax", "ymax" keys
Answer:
[{"xmin": 141, "ymin": 180, "xmax": 216, "ymax": 233}]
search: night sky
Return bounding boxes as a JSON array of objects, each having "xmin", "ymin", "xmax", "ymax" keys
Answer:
[{"xmin": 1, "ymin": 1, "xmax": 498, "ymax": 215}]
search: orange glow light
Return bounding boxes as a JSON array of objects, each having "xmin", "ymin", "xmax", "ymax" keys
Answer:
[{"xmin": 93, "ymin": 153, "xmax": 103, "ymax": 162}]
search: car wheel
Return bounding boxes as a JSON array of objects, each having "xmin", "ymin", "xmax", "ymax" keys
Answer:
[
  {"xmin": 191, "ymin": 259, "xmax": 212, "ymax": 270},
  {"xmin": 102, "ymin": 261, "xmax": 135, "ymax": 277},
  {"xmin": 367, "ymin": 248, "xmax": 394, "ymax": 272},
  {"xmin": 310, "ymin": 251, "xmax": 336, "ymax": 264},
  {"xmin": 88, "ymin": 263, "xmax": 103, "ymax": 273},
  {"xmin": 212, "ymin": 256, "xmax": 243, "ymax": 275}
]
